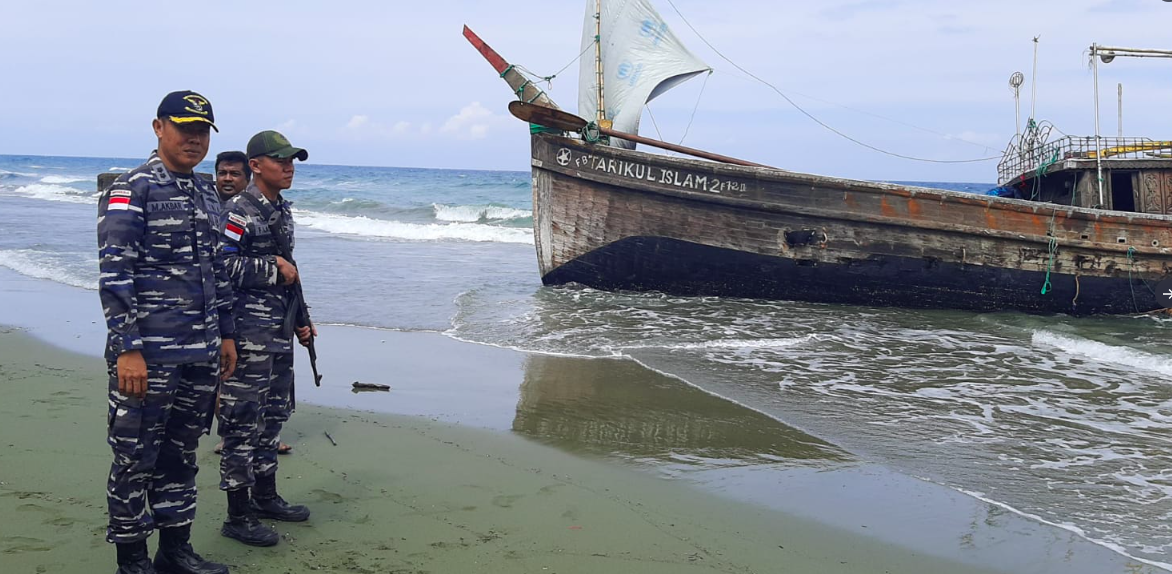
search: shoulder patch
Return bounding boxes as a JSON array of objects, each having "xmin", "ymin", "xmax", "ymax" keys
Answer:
[
  {"xmin": 106, "ymin": 195, "xmax": 142, "ymax": 213},
  {"xmin": 224, "ymin": 213, "xmax": 247, "ymax": 241}
]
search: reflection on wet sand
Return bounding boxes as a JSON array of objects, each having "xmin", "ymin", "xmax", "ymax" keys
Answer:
[{"xmin": 513, "ymin": 354, "xmax": 849, "ymax": 466}]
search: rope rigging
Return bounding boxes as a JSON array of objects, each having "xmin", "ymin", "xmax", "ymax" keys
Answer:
[
  {"xmin": 519, "ymin": 3, "xmax": 1001, "ymax": 165},
  {"xmin": 662, "ymin": 0, "xmax": 1001, "ymax": 164}
]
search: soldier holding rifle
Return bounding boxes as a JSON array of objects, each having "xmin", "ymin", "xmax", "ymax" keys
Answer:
[{"xmin": 216, "ymin": 130, "xmax": 317, "ymax": 547}]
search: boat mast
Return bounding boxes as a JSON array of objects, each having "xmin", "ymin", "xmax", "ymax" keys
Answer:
[
  {"xmin": 1092, "ymin": 43, "xmax": 1104, "ymax": 207},
  {"xmin": 594, "ymin": 0, "xmax": 606, "ymax": 126}
]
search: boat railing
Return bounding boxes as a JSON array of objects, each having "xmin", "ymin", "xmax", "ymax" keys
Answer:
[{"xmin": 997, "ymin": 134, "xmax": 1172, "ymax": 185}]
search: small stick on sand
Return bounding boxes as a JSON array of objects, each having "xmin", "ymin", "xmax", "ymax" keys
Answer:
[
  {"xmin": 352, "ymin": 381, "xmax": 391, "ymax": 392},
  {"xmin": 324, "ymin": 431, "xmax": 338, "ymax": 446}
]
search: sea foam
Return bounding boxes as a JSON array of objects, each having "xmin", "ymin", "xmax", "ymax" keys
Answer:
[
  {"xmin": 1031, "ymin": 330, "xmax": 1172, "ymax": 378},
  {"xmin": 622, "ymin": 334, "xmax": 823, "ymax": 351},
  {"xmin": 956, "ymin": 487, "xmax": 1172, "ymax": 572},
  {"xmin": 433, "ymin": 203, "xmax": 529, "ymax": 223},
  {"xmin": 3, "ymin": 183, "xmax": 95, "ymax": 205},
  {"xmin": 0, "ymin": 249, "xmax": 98, "ymax": 290},
  {"xmin": 296, "ymin": 211, "xmax": 534, "ymax": 244},
  {"xmin": 38, "ymin": 174, "xmax": 89, "ymax": 183}
]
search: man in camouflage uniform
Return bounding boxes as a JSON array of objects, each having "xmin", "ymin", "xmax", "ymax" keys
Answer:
[
  {"xmin": 217, "ymin": 130, "xmax": 313, "ymax": 547},
  {"xmin": 98, "ymin": 91, "xmax": 237, "ymax": 574}
]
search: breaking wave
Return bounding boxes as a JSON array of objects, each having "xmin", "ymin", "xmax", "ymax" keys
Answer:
[
  {"xmin": 296, "ymin": 211, "xmax": 534, "ymax": 244},
  {"xmin": 1031, "ymin": 330, "xmax": 1172, "ymax": 378},
  {"xmin": 2, "ymin": 183, "xmax": 95, "ymax": 205},
  {"xmin": 0, "ymin": 249, "xmax": 98, "ymax": 290},
  {"xmin": 39, "ymin": 175, "xmax": 89, "ymax": 184},
  {"xmin": 432, "ymin": 203, "xmax": 530, "ymax": 223}
]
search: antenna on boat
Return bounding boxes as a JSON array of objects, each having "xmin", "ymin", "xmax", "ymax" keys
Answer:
[
  {"xmin": 1009, "ymin": 72, "xmax": 1024, "ymax": 137},
  {"xmin": 1117, "ymin": 83, "xmax": 1123, "ymax": 137},
  {"xmin": 1029, "ymin": 36, "xmax": 1040, "ymax": 121}
]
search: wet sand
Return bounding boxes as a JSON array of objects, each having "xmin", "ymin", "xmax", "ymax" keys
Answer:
[
  {"xmin": 0, "ymin": 326, "xmax": 1002, "ymax": 574},
  {"xmin": 0, "ymin": 267, "xmax": 1160, "ymax": 573}
]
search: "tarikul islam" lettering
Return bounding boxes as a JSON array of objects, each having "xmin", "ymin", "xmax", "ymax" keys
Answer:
[{"xmin": 573, "ymin": 153, "xmax": 747, "ymax": 194}]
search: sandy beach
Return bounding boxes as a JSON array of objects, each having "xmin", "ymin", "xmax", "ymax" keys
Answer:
[
  {"xmin": 0, "ymin": 268, "xmax": 1163, "ymax": 574},
  {"xmin": 0, "ymin": 326, "xmax": 989, "ymax": 574}
]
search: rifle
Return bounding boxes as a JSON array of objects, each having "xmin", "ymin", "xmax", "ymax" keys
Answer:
[
  {"xmin": 283, "ymin": 275, "xmax": 322, "ymax": 386},
  {"xmin": 242, "ymin": 191, "xmax": 323, "ymax": 386}
]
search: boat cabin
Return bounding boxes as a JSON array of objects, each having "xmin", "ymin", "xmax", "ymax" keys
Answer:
[
  {"xmin": 996, "ymin": 44, "xmax": 1172, "ymax": 215},
  {"xmin": 997, "ymin": 134, "xmax": 1172, "ymax": 214}
]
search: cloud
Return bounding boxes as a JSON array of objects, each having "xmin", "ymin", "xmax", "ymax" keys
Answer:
[
  {"xmin": 346, "ymin": 115, "xmax": 369, "ymax": 130},
  {"xmin": 340, "ymin": 114, "xmax": 406, "ymax": 139},
  {"xmin": 440, "ymin": 102, "xmax": 504, "ymax": 141},
  {"xmin": 339, "ymin": 106, "xmax": 503, "ymax": 142},
  {"xmin": 276, "ymin": 119, "xmax": 298, "ymax": 132}
]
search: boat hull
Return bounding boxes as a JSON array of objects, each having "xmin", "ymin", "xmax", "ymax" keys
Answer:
[{"xmin": 529, "ymin": 133, "xmax": 1172, "ymax": 315}]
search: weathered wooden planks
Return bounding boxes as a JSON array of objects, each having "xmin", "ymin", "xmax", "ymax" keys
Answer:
[{"xmin": 529, "ymin": 133, "xmax": 1172, "ymax": 315}]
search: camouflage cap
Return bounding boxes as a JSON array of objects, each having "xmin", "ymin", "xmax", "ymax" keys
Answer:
[{"xmin": 246, "ymin": 130, "xmax": 308, "ymax": 161}]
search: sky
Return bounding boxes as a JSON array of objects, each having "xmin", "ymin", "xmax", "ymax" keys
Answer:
[{"xmin": 2, "ymin": 0, "xmax": 1171, "ymax": 182}]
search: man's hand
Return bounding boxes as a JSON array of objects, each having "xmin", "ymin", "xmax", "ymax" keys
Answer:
[
  {"xmin": 220, "ymin": 339, "xmax": 238, "ymax": 381},
  {"xmin": 295, "ymin": 325, "xmax": 317, "ymax": 347},
  {"xmin": 275, "ymin": 256, "xmax": 298, "ymax": 286},
  {"xmin": 116, "ymin": 350, "xmax": 148, "ymax": 399}
]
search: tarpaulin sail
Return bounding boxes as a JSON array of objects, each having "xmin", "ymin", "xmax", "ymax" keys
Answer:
[{"xmin": 578, "ymin": 0, "xmax": 710, "ymax": 148}]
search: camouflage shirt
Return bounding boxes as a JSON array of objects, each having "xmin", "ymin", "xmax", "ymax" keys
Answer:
[
  {"xmin": 97, "ymin": 151, "xmax": 235, "ymax": 364},
  {"xmin": 219, "ymin": 183, "xmax": 297, "ymax": 354}
]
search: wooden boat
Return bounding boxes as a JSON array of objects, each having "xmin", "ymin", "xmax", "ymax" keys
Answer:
[{"xmin": 465, "ymin": 10, "xmax": 1172, "ymax": 315}]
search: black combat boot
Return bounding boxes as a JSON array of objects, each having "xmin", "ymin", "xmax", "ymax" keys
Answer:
[
  {"xmin": 153, "ymin": 525, "xmax": 228, "ymax": 574},
  {"xmin": 115, "ymin": 540, "xmax": 156, "ymax": 574},
  {"xmin": 250, "ymin": 474, "xmax": 310, "ymax": 522},
  {"xmin": 220, "ymin": 488, "xmax": 279, "ymax": 547}
]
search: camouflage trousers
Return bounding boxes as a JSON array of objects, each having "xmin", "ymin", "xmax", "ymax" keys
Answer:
[
  {"xmin": 106, "ymin": 360, "xmax": 218, "ymax": 544},
  {"xmin": 217, "ymin": 350, "xmax": 294, "ymax": 491}
]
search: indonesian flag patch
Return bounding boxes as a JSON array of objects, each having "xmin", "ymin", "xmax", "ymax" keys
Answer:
[
  {"xmin": 224, "ymin": 213, "xmax": 247, "ymax": 241},
  {"xmin": 107, "ymin": 195, "xmax": 141, "ymax": 212}
]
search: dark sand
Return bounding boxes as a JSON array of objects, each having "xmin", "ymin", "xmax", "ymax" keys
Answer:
[
  {"xmin": 0, "ymin": 326, "xmax": 1000, "ymax": 574},
  {"xmin": 0, "ymin": 268, "xmax": 1160, "ymax": 573}
]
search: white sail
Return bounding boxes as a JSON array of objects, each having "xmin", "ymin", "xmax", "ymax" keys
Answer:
[{"xmin": 578, "ymin": 0, "xmax": 711, "ymax": 148}]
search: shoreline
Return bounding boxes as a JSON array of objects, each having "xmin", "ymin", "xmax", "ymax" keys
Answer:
[
  {"xmin": 1, "ymin": 326, "xmax": 1004, "ymax": 574},
  {"xmin": 0, "ymin": 267, "xmax": 1162, "ymax": 573}
]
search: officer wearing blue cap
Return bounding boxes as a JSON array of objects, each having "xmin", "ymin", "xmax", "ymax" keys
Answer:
[{"xmin": 97, "ymin": 90, "xmax": 237, "ymax": 574}]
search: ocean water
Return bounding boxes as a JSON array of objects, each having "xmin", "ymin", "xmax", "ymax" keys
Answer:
[{"xmin": 1, "ymin": 153, "xmax": 1168, "ymax": 570}]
